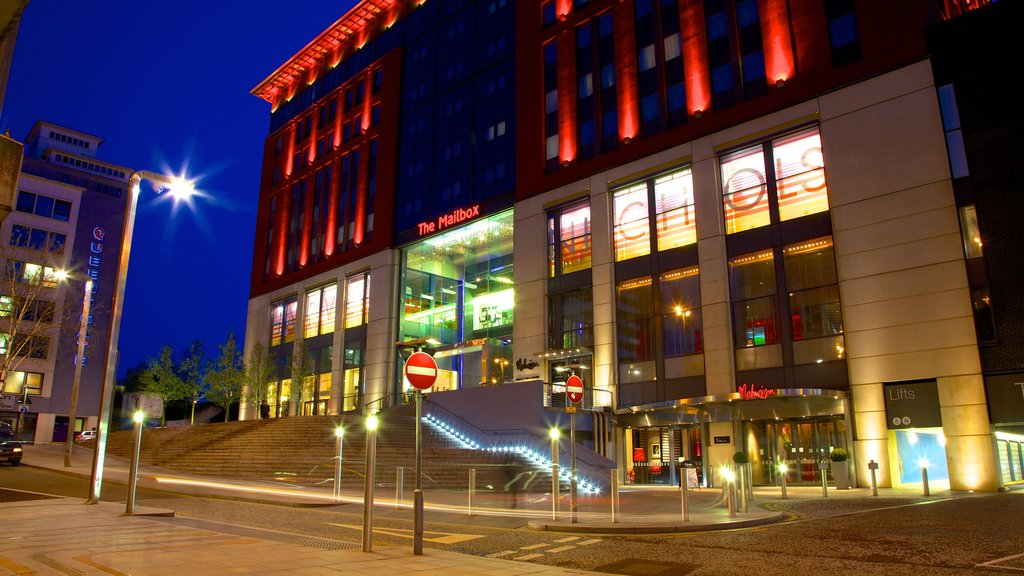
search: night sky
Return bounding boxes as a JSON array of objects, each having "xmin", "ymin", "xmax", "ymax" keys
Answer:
[{"xmin": 2, "ymin": 0, "xmax": 358, "ymax": 376}]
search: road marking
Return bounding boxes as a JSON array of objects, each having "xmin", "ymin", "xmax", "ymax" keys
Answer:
[
  {"xmin": 514, "ymin": 553, "xmax": 546, "ymax": 561},
  {"xmin": 74, "ymin": 554, "xmax": 131, "ymax": 576},
  {"xmin": 577, "ymin": 538, "xmax": 602, "ymax": 546},
  {"xmin": 978, "ymin": 551, "xmax": 1024, "ymax": 571},
  {"xmin": 520, "ymin": 543, "xmax": 551, "ymax": 550},
  {"xmin": 30, "ymin": 553, "xmax": 82, "ymax": 575},
  {"xmin": 0, "ymin": 556, "xmax": 32, "ymax": 574},
  {"xmin": 487, "ymin": 550, "xmax": 517, "ymax": 558},
  {"xmin": 326, "ymin": 523, "xmax": 485, "ymax": 544},
  {"xmin": 554, "ymin": 536, "xmax": 580, "ymax": 543},
  {"xmin": 547, "ymin": 546, "xmax": 577, "ymax": 553}
]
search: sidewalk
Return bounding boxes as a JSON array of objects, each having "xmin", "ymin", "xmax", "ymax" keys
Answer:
[
  {"xmin": 19, "ymin": 442, "xmax": 952, "ymax": 535},
  {"xmin": 0, "ymin": 496, "xmax": 606, "ymax": 576}
]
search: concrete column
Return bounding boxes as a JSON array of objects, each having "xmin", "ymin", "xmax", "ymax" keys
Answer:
[
  {"xmin": 938, "ymin": 374, "xmax": 999, "ymax": 491},
  {"xmin": 851, "ymin": 382, "xmax": 892, "ymax": 488}
]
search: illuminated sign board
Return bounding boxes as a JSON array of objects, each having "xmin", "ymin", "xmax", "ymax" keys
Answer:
[{"xmin": 416, "ymin": 204, "xmax": 481, "ymax": 236}]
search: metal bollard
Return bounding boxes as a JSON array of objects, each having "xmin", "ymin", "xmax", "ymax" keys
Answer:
[
  {"xmin": 680, "ymin": 476, "xmax": 689, "ymax": 522},
  {"xmin": 779, "ymin": 463, "xmax": 788, "ymax": 500},
  {"xmin": 922, "ymin": 467, "xmax": 930, "ymax": 497},
  {"xmin": 551, "ymin": 463, "xmax": 559, "ymax": 520},
  {"xmin": 727, "ymin": 479, "xmax": 737, "ymax": 518},
  {"xmin": 395, "ymin": 467, "xmax": 404, "ymax": 510},
  {"xmin": 820, "ymin": 461, "xmax": 829, "ymax": 498},
  {"xmin": 739, "ymin": 465, "xmax": 748, "ymax": 513},
  {"xmin": 869, "ymin": 460, "xmax": 879, "ymax": 497},
  {"xmin": 468, "ymin": 468, "xmax": 476, "ymax": 516},
  {"xmin": 610, "ymin": 469, "xmax": 619, "ymax": 524}
]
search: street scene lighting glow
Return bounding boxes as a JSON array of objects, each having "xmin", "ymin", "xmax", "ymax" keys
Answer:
[
  {"xmin": 549, "ymin": 428, "xmax": 560, "ymax": 440},
  {"xmin": 366, "ymin": 415, "xmax": 379, "ymax": 431},
  {"xmin": 335, "ymin": 426, "xmax": 344, "ymax": 438},
  {"xmin": 133, "ymin": 411, "xmax": 145, "ymax": 423}
]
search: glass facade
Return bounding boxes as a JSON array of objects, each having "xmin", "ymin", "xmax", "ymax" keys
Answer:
[{"xmin": 399, "ymin": 210, "xmax": 514, "ymax": 392}]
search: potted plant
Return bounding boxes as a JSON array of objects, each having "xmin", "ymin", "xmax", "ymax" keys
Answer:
[{"xmin": 830, "ymin": 448, "xmax": 850, "ymax": 489}]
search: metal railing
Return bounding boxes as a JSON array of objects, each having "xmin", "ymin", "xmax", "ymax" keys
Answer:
[{"xmin": 543, "ymin": 384, "xmax": 613, "ymax": 411}]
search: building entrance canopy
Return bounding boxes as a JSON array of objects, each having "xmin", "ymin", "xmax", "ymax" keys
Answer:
[{"xmin": 616, "ymin": 388, "xmax": 847, "ymax": 428}]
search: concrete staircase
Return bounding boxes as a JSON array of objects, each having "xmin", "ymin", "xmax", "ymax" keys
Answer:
[{"xmin": 94, "ymin": 405, "xmax": 590, "ymax": 494}]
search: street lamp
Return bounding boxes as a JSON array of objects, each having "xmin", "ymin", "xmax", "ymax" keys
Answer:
[
  {"xmin": 63, "ymin": 277, "xmax": 93, "ymax": 467},
  {"xmin": 125, "ymin": 410, "xmax": 145, "ymax": 514},
  {"xmin": 87, "ymin": 170, "xmax": 196, "ymax": 505}
]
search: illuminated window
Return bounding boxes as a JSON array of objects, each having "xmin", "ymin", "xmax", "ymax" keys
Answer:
[
  {"xmin": 283, "ymin": 300, "xmax": 297, "ymax": 343},
  {"xmin": 617, "ymin": 277, "xmax": 655, "ymax": 362},
  {"xmin": 3, "ymin": 370, "xmax": 43, "ymax": 395},
  {"xmin": 344, "ymin": 272, "xmax": 370, "ymax": 329},
  {"xmin": 613, "ymin": 183, "xmax": 651, "ymax": 261},
  {"xmin": 304, "ymin": 284, "xmax": 337, "ymax": 338},
  {"xmin": 4, "ymin": 259, "xmax": 60, "ymax": 287},
  {"xmin": 548, "ymin": 200, "xmax": 592, "ymax": 276},
  {"xmin": 270, "ymin": 297, "xmax": 297, "ymax": 346},
  {"xmin": 784, "ymin": 237, "xmax": 845, "ymax": 364},
  {"xmin": 775, "ymin": 130, "xmax": 829, "ymax": 222},
  {"xmin": 613, "ymin": 166, "xmax": 694, "ymax": 261},
  {"xmin": 654, "ymin": 168, "xmax": 696, "ymax": 251},
  {"xmin": 721, "ymin": 127, "xmax": 829, "ymax": 233}
]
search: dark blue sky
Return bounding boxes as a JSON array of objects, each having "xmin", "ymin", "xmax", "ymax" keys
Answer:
[{"xmin": 2, "ymin": 0, "xmax": 358, "ymax": 376}]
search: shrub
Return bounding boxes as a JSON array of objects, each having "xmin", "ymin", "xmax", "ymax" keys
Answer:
[
  {"xmin": 829, "ymin": 448, "xmax": 849, "ymax": 462},
  {"xmin": 732, "ymin": 451, "xmax": 749, "ymax": 464}
]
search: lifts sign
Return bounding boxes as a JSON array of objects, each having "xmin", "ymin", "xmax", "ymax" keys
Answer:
[{"xmin": 416, "ymin": 204, "xmax": 481, "ymax": 236}]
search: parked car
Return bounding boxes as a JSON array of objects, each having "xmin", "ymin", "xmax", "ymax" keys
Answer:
[
  {"xmin": 76, "ymin": 430, "xmax": 96, "ymax": 443},
  {"xmin": 0, "ymin": 423, "xmax": 22, "ymax": 466}
]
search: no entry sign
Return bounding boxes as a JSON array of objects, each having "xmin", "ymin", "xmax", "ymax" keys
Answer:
[
  {"xmin": 566, "ymin": 374, "xmax": 584, "ymax": 405},
  {"xmin": 405, "ymin": 351, "xmax": 438, "ymax": 390}
]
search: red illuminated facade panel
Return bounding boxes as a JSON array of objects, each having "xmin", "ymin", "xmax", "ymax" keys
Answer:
[
  {"xmin": 516, "ymin": 0, "xmax": 929, "ymax": 199},
  {"xmin": 251, "ymin": 50, "xmax": 401, "ymax": 297}
]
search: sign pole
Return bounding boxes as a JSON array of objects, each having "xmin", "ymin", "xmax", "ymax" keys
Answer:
[
  {"xmin": 570, "ymin": 409, "xmax": 577, "ymax": 524},
  {"xmin": 414, "ymin": 389, "xmax": 424, "ymax": 555}
]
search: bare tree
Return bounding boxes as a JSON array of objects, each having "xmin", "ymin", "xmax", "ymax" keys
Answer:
[
  {"xmin": 288, "ymin": 340, "xmax": 314, "ymax": 416},
  {"xmin": 206, "ymin": 332, "xmax": 243, "ymax": 422},
  {"xmin": 0, "ymin": 243, "xmax": 80, "ymax": 396},
  {"xmin": 242, "ymin": 341, "xmax": 274, "ymax": 418}
]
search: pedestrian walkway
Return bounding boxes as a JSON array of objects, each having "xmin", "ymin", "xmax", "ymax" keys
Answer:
[{"xmin": 0, "ymin": 495, "xmax": 605, "ymax": 576}]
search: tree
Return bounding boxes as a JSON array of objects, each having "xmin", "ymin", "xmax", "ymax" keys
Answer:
[
  {"xmin": 138, "ymin": 345, "xmax": 184, "ymax": 427},
  {"xmin": 0, "ymin": 250, "xmax": 73, "ymax": 395},
  {"xmin": 242, "ymin": 342, "xmax": 274, "ymax": 418},
  {"xmin": 179, "ymin": 339, "xmax": 208, "ymax": 425},
  {"xmin": 288, "ymin": 340, "xmax": 314, "ymax": 416},
  {"xmin": 206, "ymin": 332, "xmax": 243, "ymax": 423}
]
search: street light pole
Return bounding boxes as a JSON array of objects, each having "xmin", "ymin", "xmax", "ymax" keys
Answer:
[
  {"xmin": 87, "ymin": 170, "xmax": 194, "ymax": 505},
  {"xmin": 63, "ymin": 279, "xmax": 92, "ymax": 468}
]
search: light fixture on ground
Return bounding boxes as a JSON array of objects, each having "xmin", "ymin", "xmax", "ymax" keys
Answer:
[
  {"xmin": 334, "ymin": 426, "xmax": 344, "ymax": 503},
  {"xmin": 125, "ymin": 410, "xmax": 145, "ymax": 514},
  {"xmin": 362, "ymin": 414, "xmax": 379, "ymax": 552},
  {"xmin": 721, "ymin": 467, "xmax": 736, "ymax": 518},
  {"xmin": 778, "ymin": 462, "xmax": 788, "ymax": 499},
  {"xmin": 550, "ymin": 427, "xmax": 560, "ymax": 520},
  {"xmin": 87, "ymin": 170, "xmax": 197, "ymax": 505}
]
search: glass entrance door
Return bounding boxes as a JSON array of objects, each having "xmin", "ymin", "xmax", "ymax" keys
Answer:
[{"xmin": 743, "ymin": 415, "xmax": 846, "ymax": 485}]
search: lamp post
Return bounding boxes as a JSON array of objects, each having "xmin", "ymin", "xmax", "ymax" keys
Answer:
[
  {"xmin": 63, "ymin": 277, "xmax": 92, "ymax": 467},
  {"xmin": 334, "ymin": 426, "xmax": 344, "ymax": 503},
  {"xmin": 362, "ymin": 413, "xmax": 379, "ymax": 552},
  {"xmin": 87, "ymin": 170, "xmax": 195, "ymax": 505}
]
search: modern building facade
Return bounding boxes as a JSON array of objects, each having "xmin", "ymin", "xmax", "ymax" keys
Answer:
[
  {"xmin": 0, "ymin": 120, "xmax": 131, "ymax": 443},
  {"xmin": 246, "ymin": 0, "xmax": 1008, "ymax": 492}
]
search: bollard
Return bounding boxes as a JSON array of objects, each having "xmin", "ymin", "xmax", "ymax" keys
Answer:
[
  {"xmin": 746, "ymin": 462, "xmax": 754, "ymax": 502},
  {"xmin": 334, "ymin": 427, "xmax": 344, "ymax": 504},
  {"xmin": 125, "ymin": 411, "xmax": 144, "ymax": 514},
  {"xmin": 395, "ymin": 467, "xmax": 404, "ymax": 510},
  {"xmin": 728, "ymin": 479, "xmax": 737, "ymax": 518},
  {"xmin": 779, "ymin": 463, "xmax": 788, "ymax": 500},
  {"xmin": 680, "ymin": 475, "xmax": 689, "ymax": 522},
  {"xmin": 362, "ymin": 415, "xmax": 379, "ymax": 553},
  {"xmin": 922, "ymin": 467, "xmax": 930, "ymax": 497},
  {"xmin": 610, "ymin": 469, "xmax": 619, "ymax": 524},
  {"xmin": 820, "ymin": 461, "xmax": 829, "ymax": 498},
  {"xmin": 739, "ymin": 464, "xmax": 748, "ymax": 513},
  {"xmin": 869, "ymin": 460, "xmax": 879, "ymax": 497},
  {"xmin": 551, "ymin": 463, "xmax": 559, "ymax": 520},
  {"xmin": 468, "ymin": 468, "xmax": 476, "ymax": 516}
]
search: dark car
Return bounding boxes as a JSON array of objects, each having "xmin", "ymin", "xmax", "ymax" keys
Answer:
[{"xmin": 0, "ymin": 423, "xmax": 22, "ymax": 466}]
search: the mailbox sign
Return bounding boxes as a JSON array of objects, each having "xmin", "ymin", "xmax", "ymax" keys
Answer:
[{"xmin": 883, "ymin": 380, "xmax": 942, "ymax": 429}]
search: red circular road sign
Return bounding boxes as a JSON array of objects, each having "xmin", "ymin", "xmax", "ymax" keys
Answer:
[
  {"xmin": 405, "ymin": 351, "xmax": 438, "ymax": 390},
  {"xmin": 566, "ymin": 374, "xmax": 584, "ymax": 405}
]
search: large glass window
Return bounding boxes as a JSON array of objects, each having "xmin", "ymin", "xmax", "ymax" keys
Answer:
[
  {"xmin": 730, "ymin": 249, "xmax": 780, "ymax": 349},
  {"xmin": 548, "ymin": 200, "xmax": 592, "ymax": 277},
  {"xmin": 617, "ymin": 276, "xmax": 655, "ymax": 362},
  {"xmin": 269, "ymin": 297, "xmax": 297, "ymax": 346},
  {"xmin": 783, "ymin": 237, "xmax": 844, "ymax": 364},
  {"xmin": 613, "ymin": 166, "xmax": 695, "ymax": 262},
  {"xmin": 304, "ymin": 284, "xmax": 338, "ymax": 338},
  {"xmin": 344, "ymin": 272, "xmax": 370, "ymax": 329},
  {"xmin": 550, "ymin": 289, "xmax": 594, "ymax": 349},
  {"xmin": 3, "ymin": 370, "xmax": 43, "ymax": 395},
  {"xmin": 400, "ymin": 210, "xmax": 513, "ymax": 391},
  {"xmin": 661, "ymin": 266, "xmax": 702, "ymax": 357},
  {"xmin": 722, "ymin": 127, "xmax": 829, "ymax": 234}
]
